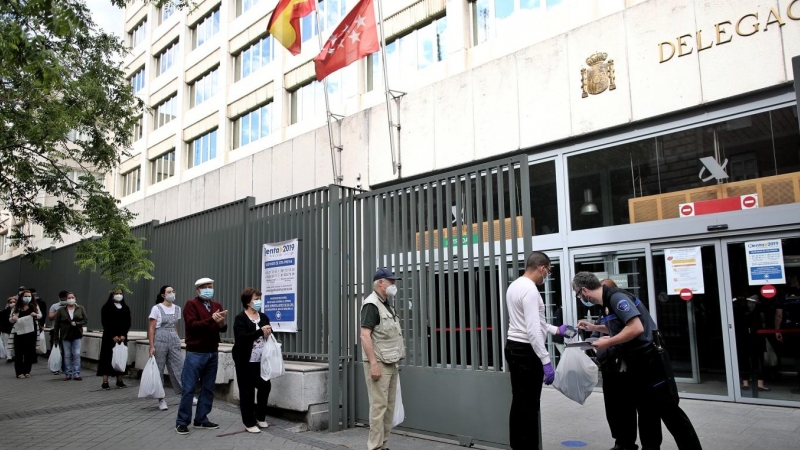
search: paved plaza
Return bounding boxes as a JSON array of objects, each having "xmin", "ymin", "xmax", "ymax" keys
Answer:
[{"xmin": 1, "ymin": 359, "xmax": 799, "ymax": 449}]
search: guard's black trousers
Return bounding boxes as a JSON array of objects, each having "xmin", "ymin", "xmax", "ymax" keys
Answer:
[{"xmin": 626, "ymin": 346, "xmax": 703, "ymax": 450}]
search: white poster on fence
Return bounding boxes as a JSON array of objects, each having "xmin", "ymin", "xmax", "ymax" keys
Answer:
[
  {"xmin": 261, "ymin": 239, "xmax": 299, "ymax": 332},
  {"xmin": 745, "ymin": 239, "xmax": 786, "ymax": 285},
  {"xmin": 664, "ymin": 246, "xmax": 705, "ymax": 295}
]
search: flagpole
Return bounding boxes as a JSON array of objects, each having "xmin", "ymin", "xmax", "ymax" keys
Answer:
[
  {"xmin": 375, "ymin": 0, "xmax": 398, "ymax": 175},
  {"xmin": 314, "ymin": 0, "xmax": 342, "ymax": 184}
]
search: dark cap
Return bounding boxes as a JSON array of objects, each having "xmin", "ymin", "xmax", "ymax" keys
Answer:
[{"xmin": 373, "ymin": 267, "xmax": 402, "ymax": 281}]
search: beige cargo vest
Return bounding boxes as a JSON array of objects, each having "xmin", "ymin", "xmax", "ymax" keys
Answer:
[{"xmin": 361, "ymin": 292, "xmax": 406, "ymax": 364}]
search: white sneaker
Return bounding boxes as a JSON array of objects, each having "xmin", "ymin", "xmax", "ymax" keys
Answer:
[
  {"xmin": 257, "ymin": 420, "xmax": 269, "ymax": 428},
  {"xmin": 158, "ymin": 399, "xmax": 168, "ymax": 411},
  {"xmin": 192, "ymin": 397, "xmax": 198, "ymax": 406},
  {"xmin": 245, "ymin": 426, "xmax": 261, "ymax": 433}
]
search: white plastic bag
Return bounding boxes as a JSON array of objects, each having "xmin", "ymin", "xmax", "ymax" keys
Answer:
[
  {"xmin": 392, "ymin": 377, "xmax": 404, "ymax": 427},
  {"xmin": 260, "ymin": 335, "xmax": 285, "ymax": 381},
  {"xmin": 112, "ymin": 342, "xmax": 128, "ymax": 372},
  {"xmin": 49, "ymin": 343, "xmax": 62, "ymax": 372},
  {"xmin": 138, "ymin": 356, "xmax": 165, "ymax": 399},
  {"xmin": 553, "ymin": 347, "xmax": 599, "ymax": 405},
  {"xmin": 36, "ymin": 331, "xmax": 47, "ymax": 355},
  {"xmin": 0, "ymin": 336, "xmax": 6, "ymax": 359}
]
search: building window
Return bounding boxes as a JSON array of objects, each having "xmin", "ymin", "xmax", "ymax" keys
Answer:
[
  {"xmin": 157, "ymin": 41, "xmax": 179, "ymax": 76},
  {"xmin": 233, "ymin": 102, "xmax": 272, "ymax": 148},
  {"xmin": 154, "ymin": 95, "xmax": 178, "ymax": 129},
  {"xmin": 237, "ymin": 0, "xmax": 263, "ymax": 16},
  {"xmin": 194, "ymin": 9, "xmax": 220, "ymax": 48},
  {"xmin": 290, "ymin": 66, "xmax": 356, "ymax": 125},
  {"xmin": 189, "ymin": 129, "xmax": 218, "ymax": 168},
  {"xmin": 368, "ymin": 16, "xmax": 447, "ymax": 91},
  {"xmin": 160, "ymin": 3, "xmax": 175, "ymax": 24},
  {"xmin": 132, "ymin": 116, "xmax": 143, "ymax": 141},
  {"xmin": 130, "ymin": 20, "xmax": 147, "ymax": 47},
  {"xmin": 190, "ymin": 67, "xmax": 219, "ymax": 107},
  {"xmin": 122, "ymin": 167, "xmax": 141, "ymax": 196},
  {"xmin": 235, "ymin": 36, "xmax": 275, "ymax": 81},
  {"xmin": 567, "ymin": 106, "xmax": 800, "ymax": 230},
  {"xmin": 130, "ymin": 67, "xmax": 145, "ymax": 93},
  {"xmin": 150, "ymin": 150, "xmax": 176, "ymax": 184},
  {"xmin": 300, "ymin": 0, "xmax": 347, "ymax": 43},
  {"xmin": 0, "ymin": 234, "xmax": 9, "ymax": 255}
]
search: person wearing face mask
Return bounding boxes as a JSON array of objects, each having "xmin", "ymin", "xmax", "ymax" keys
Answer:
[
  {"xmin": 574, "ymin": 272, "xmax": 702, "ymax": 450},
  {"xmin": 175, "ymin": 277, "xmax": 228, "ymax": 435},
  {"xmin": 97, "ymin": 290, "xmax": 132, "ymax": 390},
  {"xmin": 149, "ymin": 285, "xmax": 188, "ymax": 411},
  {"xmin": 53, "ymin": 292, "xmax": 88, "ymax": 381},
  {"xmin": 232, "ymin": 287, "xmax": 272, "ymax": 433},
  {"xmin": 10, "ymin": 290, "xmax": 42, "ymax": 378},
  {"xmin": 47, "ymin": 291, "xmax": 68, "ymax": 374},
  {"xmin": 1, "ymin": 297, "xmax": 17, "ymax": 362},
  {"xmin": 360, "ymin": 267, "xmax": 405, "ymax": 450},
  {"xmin": 504, "ymin": 252, "xmax": 572, "ymax": 449}
]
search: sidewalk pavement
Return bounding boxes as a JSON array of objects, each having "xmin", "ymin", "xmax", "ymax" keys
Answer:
[{"xmin": 2, "ymin": 358, "xmax": 799, "ymax": 449}]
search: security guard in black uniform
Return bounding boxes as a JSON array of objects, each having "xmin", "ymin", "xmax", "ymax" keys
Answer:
[{"xmin": 573, "ymin": 272, "xmax": 702, "ymax": 450}]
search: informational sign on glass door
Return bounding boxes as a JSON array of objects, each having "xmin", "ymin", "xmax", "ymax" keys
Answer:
[
  {"xmin": 261, "ymin": 239, "xmax": 299, "ymax": 332},
  {"xmin": 745, "ymin": 239, "xmax": 785, "ymax": 285},
  {"xmin": 664, "ymin": 246, "xmax": 705, "ymax": 295}
]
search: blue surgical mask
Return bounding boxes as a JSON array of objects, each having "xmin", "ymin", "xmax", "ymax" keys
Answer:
[
  {"xmin": 251, "ymin": 300, "xmax": 262, "ymax": 311},
  {"xmin": 580, "ymin": 299, "xmax": 594, "ymax": 308},
  {"xmin": 199, "ymin": 288, "xmax": 214, "ymax": 300},
  {"xmin": 59, "ymin": 300, "xmax": 67, "ymax": 306},
  {"xmin": 22, "ymin": 297, "xmax": 32, "ymax": 304}
]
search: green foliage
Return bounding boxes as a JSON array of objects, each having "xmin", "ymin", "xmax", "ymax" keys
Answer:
[{"xmin": 0, "ymin": 1, "xmax": 199, "ymax": 291}]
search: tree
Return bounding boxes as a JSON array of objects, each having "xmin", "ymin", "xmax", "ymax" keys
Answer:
[{"xmin": 0, "ymin": 1, "xmax": 188, "ymax": 291}]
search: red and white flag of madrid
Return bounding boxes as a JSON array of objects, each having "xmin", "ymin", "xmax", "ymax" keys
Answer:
[{"xmin": 313, "ymin": 0, "xmax": 379, "ymax": 81}]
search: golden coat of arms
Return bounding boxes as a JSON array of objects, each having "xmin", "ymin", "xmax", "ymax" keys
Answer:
[{"xmin": 581, "ymin": 52, "xmax": 616, "ymax": 98}]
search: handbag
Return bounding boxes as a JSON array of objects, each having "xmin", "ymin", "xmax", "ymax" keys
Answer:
[
  {"xmin": 392, "ymin": 377, "xmax": 404, "ymax": 427},
  {"xmin": 112, "ymin": 342, "xmax": 128, "ymax": 372},
  {"xmin": 260, "ymin": 334, "xmax": 285, "ymax": 382},
  {"xmin": 36, "ymin": 331, "xmax": 47, "ymax": 355}
]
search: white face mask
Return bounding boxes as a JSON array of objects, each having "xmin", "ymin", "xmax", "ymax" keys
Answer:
[
  {"xmin": 386, "ymin": 284, "xmax": 398, "ymax": 297},
  {"xmin": 66, "ymin": 299, "xmax": 76, "ymax": 306},
  {"xmin": 165, "ymin": 293, "xmax": 176, "ymax": 302},
  {"xmin": 113, "ymin": 294, "xmax": 123, "ymax": 302}
]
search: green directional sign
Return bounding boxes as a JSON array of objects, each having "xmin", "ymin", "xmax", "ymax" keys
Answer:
[{"xmin": 442, "ymin": 233, "xmax": 479, "ymax": 248}]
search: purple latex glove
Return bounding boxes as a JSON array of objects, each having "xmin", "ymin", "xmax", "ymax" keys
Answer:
[
  {"xmin": 557, "ymin": 324, "xmax": 577, "ymax": 338},
  {"xmin": 543, "ymin": 363, "xmax": 555, "ymax": 385}
]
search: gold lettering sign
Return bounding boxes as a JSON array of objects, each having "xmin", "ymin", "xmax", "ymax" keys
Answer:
[{"xmin": 659, "ymin": 2, "xmax": 799, "ymax": 63}]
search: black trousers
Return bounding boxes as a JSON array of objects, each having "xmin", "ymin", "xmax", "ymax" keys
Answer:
[
  {"xmin": 14, "ymin": 333, "xmax": 37, "ymax": 376},
  {"xmin": 626, "ymin": 347, "xmax": 702, "ymax": 450},
  {"xmin": 601, "ymin": 360, "xmax": 640, "ymax": 450},
  {"xmin": 505, "ymin": 339, "xmax": 543, "ymax": 450},
  {"xmin": 234, "ymin": 361, "xmax": 272, "ymax": 428}
]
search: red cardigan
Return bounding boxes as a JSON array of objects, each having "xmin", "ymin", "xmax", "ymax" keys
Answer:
[{"xmin": 183, "ymin": 297, "xmax": 228, "ymax": 353}]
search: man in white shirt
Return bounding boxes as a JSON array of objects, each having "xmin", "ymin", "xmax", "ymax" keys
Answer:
[{"xmin": 505, "ymin": 251, "xmax": 570, "ymax": 449}]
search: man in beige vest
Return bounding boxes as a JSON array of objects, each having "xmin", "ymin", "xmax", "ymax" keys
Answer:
[{"xmin": 361, "ymin": 267, "xmax": 406, "ymax": 450}]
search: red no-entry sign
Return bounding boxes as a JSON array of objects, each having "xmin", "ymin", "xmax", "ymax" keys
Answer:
[
  {"xmin": 761, "ymin": 284, "xmax": 777, "ymax": 299},
  {"xmin": 679, "ymin": 288, "xmax": 693, "ymax": 301}
]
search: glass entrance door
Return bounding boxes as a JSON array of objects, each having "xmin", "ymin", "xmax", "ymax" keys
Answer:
[
  {"xmin": 724, "ymin": 234, "xmax": 800, "ymax": 406},
  {"xmin": 651, "ymin": 242, "xmax": 732, "ymax": 398}
]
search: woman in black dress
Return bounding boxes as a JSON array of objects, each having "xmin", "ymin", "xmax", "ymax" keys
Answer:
[
  {"xmin": 232, "ymin": 287, "xmax": 272, "ymax": 433},
  {"xmin": 97, "ymin": 289, "xmax": 132, "ymax": 390}
]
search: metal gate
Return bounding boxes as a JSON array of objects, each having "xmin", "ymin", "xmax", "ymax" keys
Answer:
[{"xmin": 341, "ymin": 155, "xmax": 532, "ymax": 447}]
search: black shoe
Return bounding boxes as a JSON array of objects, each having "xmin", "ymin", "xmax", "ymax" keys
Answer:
[
  {"xmin": 6, "ymin": 359, "xmax": 14, "ymax": 363},
  {"xmin": 176, "ymin": 425, "xmax": 190, "ymax": 435},
  {"xmin": 116, "ymin": 380, "xmax": 127, "ymax": 388},
  {"xmin": 193, "ymin": 421, "xmax": 219, "ymax": 429},
  {"xmin": 101, "ymin": 382, "xmax": 111, "ymax": 390}
]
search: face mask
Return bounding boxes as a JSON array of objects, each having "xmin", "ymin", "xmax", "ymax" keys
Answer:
[
  {"xmin": 66, "ymin": 299, "xmax": 76, "ymax": 306},
  {"xmin": 199, "ymin": 288, "xmax": 214, "ymax": 300},
  {"xmin": 386, "ymin": 284, "xmax": 398, "ymax": 297},
  {"xmin": 165, "ymin": 293, "xmax": 176, "ymax": 302},
  {"xmin": 113, "ymin": 294, "xmax": 123, "ymax": 302},
  {"xmin": 59, "ymin": 300, "xmax": 67, "ymax": 306},
  {"xmin": 580, "ymin": 299, "xmax": 594, "ymax": 308},
  {"xmin": 252, "ymin": 300, "xmax": 262, "ymax": 311},
  {"xmin": 22, "ymin": 297, "xmax": 32, "ymax": 304},
  {"xmin": 8, "ymin": 303, "xmax": 16, "ymax": 309}
]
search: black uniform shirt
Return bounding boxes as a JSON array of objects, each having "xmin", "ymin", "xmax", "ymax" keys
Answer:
[{"xmin": 601, "ymin": 286, "xmax": 656, "ymax": 353}]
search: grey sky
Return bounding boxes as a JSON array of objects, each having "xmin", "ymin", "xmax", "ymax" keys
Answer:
[{"xmin": 87, "ymin": 0, "xmax": 125, "ymax": 38}]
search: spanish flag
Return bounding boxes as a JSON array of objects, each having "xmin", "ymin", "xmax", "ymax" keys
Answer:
[{"xmin": 267, "ymin": 0, "xmax": 316, "ymax": 55}]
